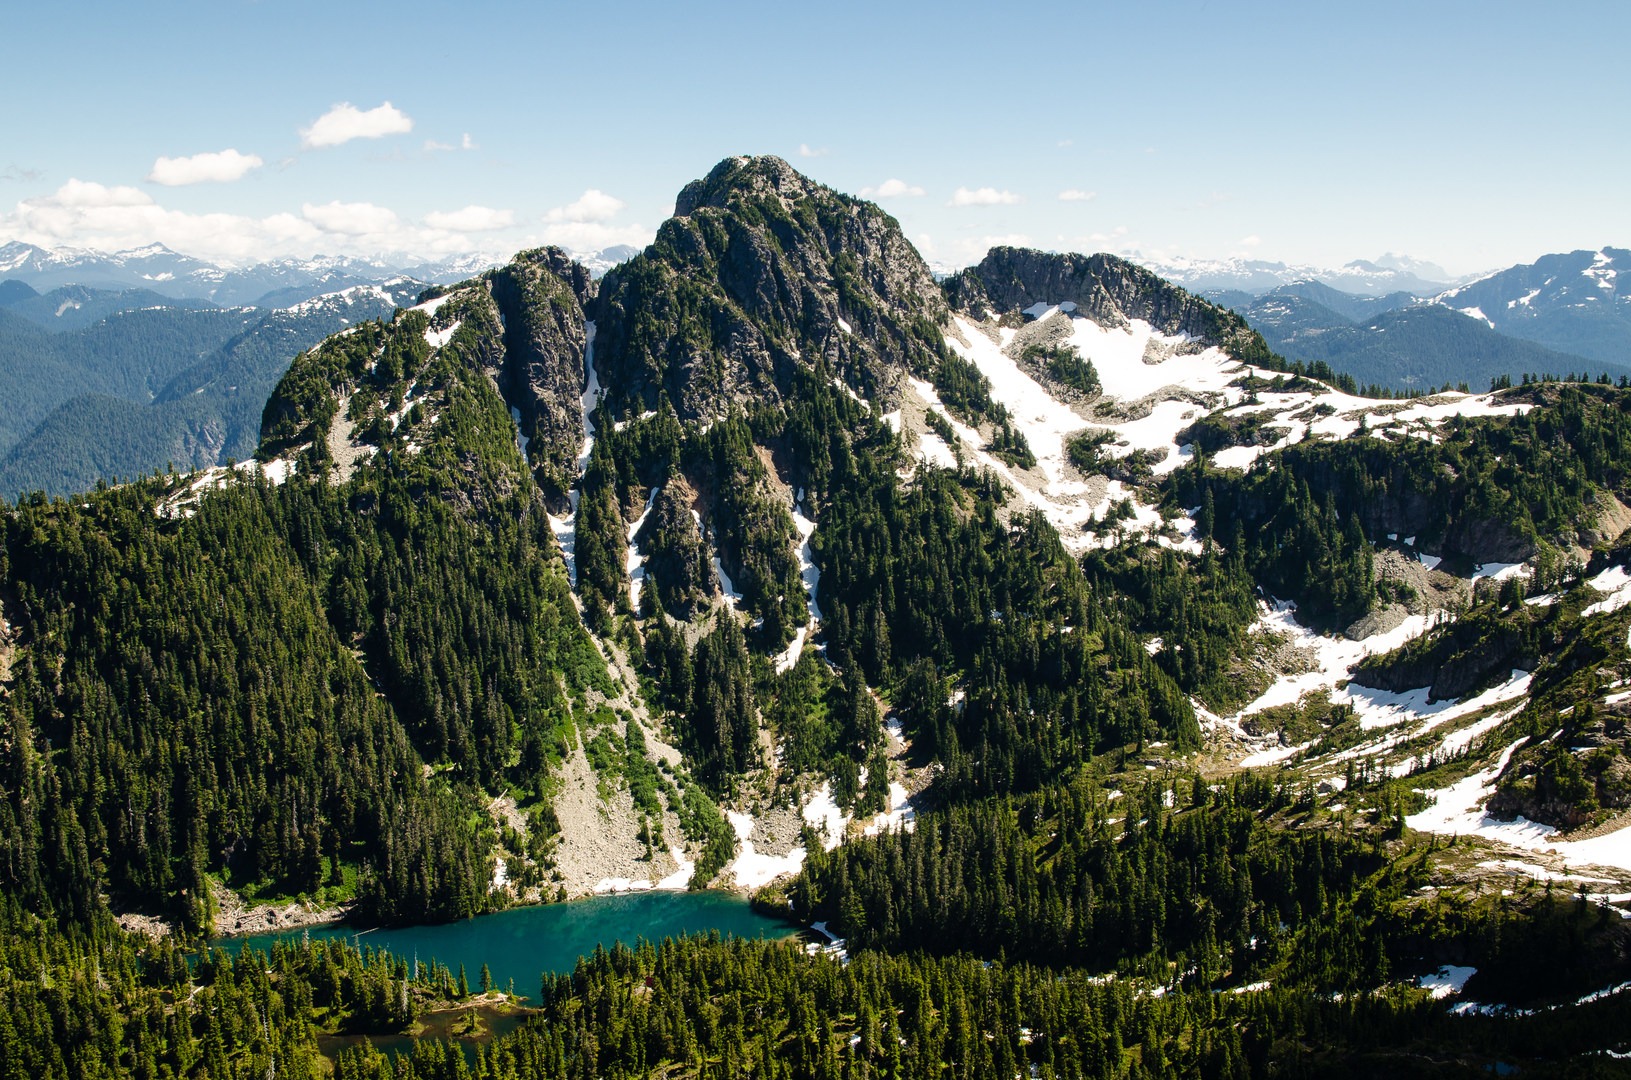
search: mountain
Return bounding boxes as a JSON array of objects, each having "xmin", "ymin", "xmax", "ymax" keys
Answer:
[
  {"xmin": 0, "ymin": 240, "xmax": 216, "ymax": 292},
  {"xmin": 1235, "ymin": 288, "xmax": 1609, "ymax": 391},
  {"xmin": 1251, "ymin": 279, "xmax": 1419, "ymax": 324},
  {"xmin": 0, "ymin": 278, "xmax": 39, "ymax": 305},
  {"xmin": 0, "ymin": 283, "xmax": 416, "ymax": 497},
  {"xmin": 1135, "ymin": 251, "xmax": 1455, "ymax": 295},
  {"xmin": 0, "ymin": 282, "xmax": 222, "ymax": 332},
  {"xmin": 1432, "ymin": 246, "xmax": 1631, "ymax": 366},
  {"xmin": 0, "ymin": 241, "xmax": 637, "ymax": 310},
  {"xmin": 9, "ymin": 156, "xmax": 1631, "ymax": 1072},
  {"xmin": 0, "ymin": 240, "xmax": 468, "ymax": 306}
]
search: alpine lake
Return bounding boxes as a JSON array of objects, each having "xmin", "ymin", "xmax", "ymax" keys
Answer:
[{"xmin": 214, "ymin": 889, "xmax": 800, "ymax": 1061}]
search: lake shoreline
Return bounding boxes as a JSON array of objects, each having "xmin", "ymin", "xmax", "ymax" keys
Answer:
[{"xmin": 211, "ymin": 889, "xmax": 802, "ymax": 1002}]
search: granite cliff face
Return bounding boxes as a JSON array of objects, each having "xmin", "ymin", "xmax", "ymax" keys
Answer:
[
  {"xmin": 490, "ymin": 248, "xmax": 596, "ymax": 509},
  {"xmin": 590, "ymin": 155, "xmax": 948, "ymax": 422}
]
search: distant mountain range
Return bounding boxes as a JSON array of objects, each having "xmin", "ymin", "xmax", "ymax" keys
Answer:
[
  {"xmin": 1232, "ymin": 287, "xmax": 1612, "ymax": 393},
  {"xmin": 1134, "ymin": 252, "xmax": 1462, "ymax": 296},
  {"xmin": 0, "ymin": 241, "xmax": 645, "ymax": 310},
  {"xmin": 0, "ymin": 281, "xmax": 421, "ymax": 497},
  {"xmin": 1436, "ymin": 247, "xmax": 1630, "ymax": 366},
  {"xmin": 1196, "ymin": 247, "xmax": 1629, "ymax": 393}
]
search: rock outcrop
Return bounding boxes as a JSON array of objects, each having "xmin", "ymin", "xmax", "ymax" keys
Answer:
[
  {"xmin": 490, "ymin": 248, "xmax": 596, "ymax": 510},
  {"xmin": 591, "ymin": 155, "xmax": 948, "ymax": 422},
  {"xmin": 944, "ymin": 247, "xmax": 1276, "ymax": 365}
]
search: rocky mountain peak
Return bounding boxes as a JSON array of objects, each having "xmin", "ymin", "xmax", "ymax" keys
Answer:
[
  {"xmin": 594, "ymin": 157, "xmax": 948, "ymax": 422},
  {"xmin": 673, "ymin": 155, "xmax": 816, "ymax": 218},
  {"xmin": 945, "ymin": 246, "xmax": 1275, "ymax": 365}
]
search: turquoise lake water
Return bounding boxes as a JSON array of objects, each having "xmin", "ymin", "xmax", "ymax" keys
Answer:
[{"xmin": 216, "ymin": 890, "xmax": 797, "ymax": 1001}]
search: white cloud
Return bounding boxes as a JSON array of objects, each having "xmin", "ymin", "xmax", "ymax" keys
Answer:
[
  {"xmin": 0, "ymin": 176, "xmax": 650, "ymax": 267},
  {"xmin": 1057, "ymin": 189, "xmax": 1096, "ymax": 202},
  {"xmin": 301, "ymin": 200, "xmax": 400, "ymax": 235},
  {"xmin": 300, "ymin": 102, "xmax": 414, "ymax": 148},
  {"xmin": 461, "ymin": 133, "xmax": 476, "ymax": 151},
  {"xmin": 860, "ymin": 178, "xmax": 925, "ymax": 199},
  {"xmin": 148, "ymin": 149, "xmax": 263, "ymax": 186},
  {"xmin": 423, "ymin": 139, "xmax": 455, "ymax": 153},
  {"xmin": 544, "ymin": 189, "xmax": 625, "ymax": 223},
  {"xmin": 949, "ymin": 186, "xmax": 1022, "ymax": 207},
  {"xmin": 50, "ymin": 179, "xmax": 153, "ymax": 208},
  {"xmin": 1239, "ymin": 234, "xmax": 1262, "ymax": 247},
  {"xmin": 2, "ymin": 178, "xmax": 319, "ymax": 263},
  {"xmin": 798, "ymin": 143, "xmax": 828, "ymax": 158},
  {"xmin": 425, "ymin": 205, "xmax": 515, "ymax": 232}
]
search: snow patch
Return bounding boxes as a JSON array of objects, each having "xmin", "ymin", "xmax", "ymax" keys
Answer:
[
  {"xmin": 862, "ymin": 782, "xmax": 917, "ymax": 836},
  {"xmin": 425, "ymin": 319, "xmax": 460, "ymax": 348},
  {"xmin": 802, "ymin": 783, "xmax": 850, "ymax": 851},
  {"xmin": 1586, "ymin": 565, "xmax": 1631, "ymax": 617},
  {"xmin": 1419, "ymin": 965, "xmax": 1476, "ymax": 999},
  {"xmin": 726, "ymin": 809, "xmax": 807, "ymax": 890},
  {"xmin": 626, "ymin": 487, "xmax": 659, "ymax": 612}
]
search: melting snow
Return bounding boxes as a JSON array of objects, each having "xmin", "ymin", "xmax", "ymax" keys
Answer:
[
  {"xmin": 862, "ymin": 782, "xmax": 917, "ymax": 836},
  {"xmin": 1419, "ymin": 966, "xmax": 1477, "ymax": 999},
  {"xmin": 425, "ymin": 319, "xmax": 460, "ymax": 348},
  {"xmin": 412, "ymin": 292, "xmax": 454, "ymax": 317},
  {"xmin": 655, "ymin": 845, "xmax": 695, "ymax": 890},
  {"xmin": 916, "ymin": 430, "xmax": 958, "ymax": 469},
  {"xmin": 725, "ymin": 809, "xmax": 807, "ymax": 890},
  {"xmin": 1404, "ymin": 741, "xmax": 1631, "ymax": 875},
  {"xmin": 626, "ymin": 487, "xmax": 659, "ymax": 612},
  {"xmin": 802, "ymin": 782, "xmax": 850, "ymax": 851},
  {"xmin": 1585, "ymin": 565, "xmax": 1631, "ymax": 617},
  {"xmin": 774, "ymin": 502, "xmax": 823, "ymax": 674}
]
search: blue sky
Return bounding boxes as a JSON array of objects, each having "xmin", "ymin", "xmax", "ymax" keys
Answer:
[{"xmin": 2, "ymin": 0, "xmax": 1624, "ymax": 275}]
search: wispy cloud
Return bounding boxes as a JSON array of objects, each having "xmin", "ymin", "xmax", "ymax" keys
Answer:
[
  {"xmin": 425, "ymin": 205, "xmax": 514, "ymax": 232},
  {"xmin": 300, "ymin": 102, "xmax": 413, "ymax": 148},
  {"xmin": 0, "ymin": 165, "xmax": 44, "ymax": 183},
  {"xmin": 859, "ymin": 178, "xmax": 925, "ymax": 199},
  {"xmin": 797, "ymin": 143, "xmax": 828, "ymax": 158},
  {"xmin": 544, "ymin": 189, "xmax": 625, "ymax": 223},
  {"xmin": 148, "ymin": 149, "xmax": 263, "ymax": 186},
  {"xmin": 1057, "ymin": 189, "xmax": 1095, "ymax": 202},
  {"xmin": 949, "ymin": 186, "xmax": 1022, "ymax": 207},
  {"xmin": 1239, "ymin": 234, "xmax": 1261, "ymax": 248}
]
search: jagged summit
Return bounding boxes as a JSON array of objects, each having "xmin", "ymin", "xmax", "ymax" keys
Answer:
[
  {"xmin": 944, "ymin": 246, "xmax": 1274, "ymax": 364},
  {"xmin": 594, "ymin": 155, "xmax": 945, "ymax": 422},
  {"xmin": 672, "ymin": 155, "xmax": 819, "ymax": 217}
]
